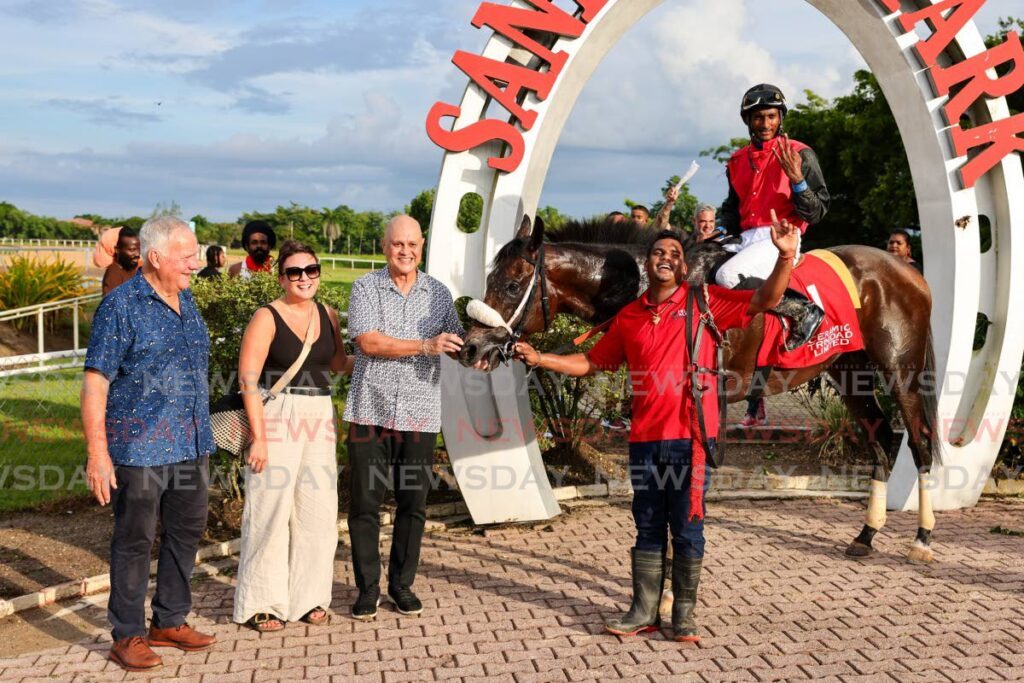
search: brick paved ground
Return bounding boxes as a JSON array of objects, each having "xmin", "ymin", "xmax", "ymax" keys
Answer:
[{"xmin": 1, "ymin": 497, "xmax": 1022, "ymax": 682}]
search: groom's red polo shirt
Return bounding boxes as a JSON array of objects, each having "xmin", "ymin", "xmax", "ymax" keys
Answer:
[{"xmin": 587, "ymin": 283, "xmax": 755, "ymax": 443}]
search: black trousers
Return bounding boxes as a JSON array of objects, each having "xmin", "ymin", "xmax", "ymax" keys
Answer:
[
  {"xmin": 108, "ymin": 456, "xmax": 209, "ymax": 641},
  {"xmin": 347, "ymin": 424, "xmax": 436, "ymax": 594}
]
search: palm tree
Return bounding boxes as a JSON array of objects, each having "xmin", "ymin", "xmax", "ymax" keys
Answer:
[{"xmin": 321, "ymin": 208, "xmax": 342, "ymax": 254}]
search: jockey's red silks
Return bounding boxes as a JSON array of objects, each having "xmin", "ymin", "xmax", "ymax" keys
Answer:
[
  {"xmin": 245, "ymin": 255, "xmax": 273, "ymax": 274},
  {"xmin": 688, "ymin": 405, "xmax": 706, "ymax": 522},
  {"xmin": 727, "ymin": 136, "xmax": 811, "ymax": 233}
]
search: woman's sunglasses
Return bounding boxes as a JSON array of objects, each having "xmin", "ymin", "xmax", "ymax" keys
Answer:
[{"xmin": 283, "ymin": 264, "xmax": 322, "ymax": 282}]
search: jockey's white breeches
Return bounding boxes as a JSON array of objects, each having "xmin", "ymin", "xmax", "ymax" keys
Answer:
[{"xmin": 714, "ymin": 226, "xmax": 802, "ymax": 288}]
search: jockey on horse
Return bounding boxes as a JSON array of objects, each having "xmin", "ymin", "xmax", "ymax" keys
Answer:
[
  {"xmin": 717, "ymin": 83, "xmax": 829, "ymax": 352},
  {"xmin": 714, "ymin": 84, "xmax": 831, "ymax": 426}
]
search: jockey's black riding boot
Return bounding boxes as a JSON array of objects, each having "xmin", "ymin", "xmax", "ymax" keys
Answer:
[
  {"xmin": 773, "ymin": 289, "xmax": 825, "ymax": 351},
  {"xmin": 604, "ymin": 549, "xmax": 663, "ymax": 636},
  {"xmin": 671, "ymin": 555, "xmax": 703, "ymax": 642}
]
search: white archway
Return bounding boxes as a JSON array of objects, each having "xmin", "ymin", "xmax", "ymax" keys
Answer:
[{"xmin": 426, "ymin": 0, "xmax": 1024, "ymax": 523}]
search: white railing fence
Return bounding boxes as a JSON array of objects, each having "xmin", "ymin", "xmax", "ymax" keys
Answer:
[
  {"xmin": 0, "ymin": 294, "xmax": 351, "ymax": 378},
  {"xmin": 0, "ymin": 237, "xmax": 96, "ymax": 249},
  {"xmin": 320, "ymin": 256, "xmax": 385, "ymax": 269},
  {"xmin": 0, "ymin": 294, "xmax": 102, "ymax": 377}
]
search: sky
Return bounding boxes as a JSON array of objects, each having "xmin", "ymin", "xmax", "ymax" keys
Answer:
[{"xmin": 0, "ymin": 0, "xmax": 1018, "ymax": 223}]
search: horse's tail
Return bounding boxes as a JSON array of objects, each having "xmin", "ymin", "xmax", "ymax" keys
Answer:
[{"xmin": 921, "ymin": 329, "xmax": 942, "ymax": 468}]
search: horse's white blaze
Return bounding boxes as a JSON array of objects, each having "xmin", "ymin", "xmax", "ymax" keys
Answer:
[{"xmin": 427, "ymin": 0, "xmax": 1024, "ymax": 523}]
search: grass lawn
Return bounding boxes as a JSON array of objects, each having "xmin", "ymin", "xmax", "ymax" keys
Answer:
[
  {"xmin": 318, "ymin": 265, "xmax": 372, "ymax": 289},
  {"xmin": 0, "ymin": 370, "xmax": 357, "ymax": 513},
  {"xmin": 0, "ymin": 265, "xmax": 372, "ymax": 513},
  {"xmin": 0, "ymin": 369, "xmax": 88, "ymax": 512}
]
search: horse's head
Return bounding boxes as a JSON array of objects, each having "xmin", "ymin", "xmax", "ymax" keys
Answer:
[{"xmin": 458, "ymin": 215, "xmax": 550, "ymax": 370}]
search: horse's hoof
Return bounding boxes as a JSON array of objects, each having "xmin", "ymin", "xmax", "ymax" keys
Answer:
[
  {"xmin": 659, "ymin": 588, "xmax": 673, "ymax": 619},
  {"xmin": 845, "ymin": 541, "xmax": 873, "ymax": 557},
  {"xmin": 907, "ymin": 544, "xmax": 934, "ymax": 564}
]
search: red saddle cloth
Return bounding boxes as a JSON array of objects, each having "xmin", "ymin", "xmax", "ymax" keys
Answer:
[{"xmin": 756, "ymin": 251, "xmax": 864, "ymax": 369}]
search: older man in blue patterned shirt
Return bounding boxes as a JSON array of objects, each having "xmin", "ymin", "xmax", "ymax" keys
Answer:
[
  {"xmin": 344, "ymin": 214, "xmax": 464, "ymax": 621},
  {"xmin": 82, "ymin": 216, "xmax": 217, "ymax": 671}
]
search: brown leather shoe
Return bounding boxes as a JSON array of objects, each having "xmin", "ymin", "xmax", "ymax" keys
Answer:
[
  {"xmin": 109, "ymin": 636, "xmax": 162, "ymax": 672},
  {"xmin": 147, "ymin": 623, "xmax": 217, "ymax": 652}
]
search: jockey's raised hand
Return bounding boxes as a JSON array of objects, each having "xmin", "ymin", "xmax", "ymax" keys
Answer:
[
  {"xmin": 773, "ymin": 134, "xmax": 804, "ymax": 184},
  {"xmin": 769, "ymin": 208, "xmax": 799, "ymax": 260}
]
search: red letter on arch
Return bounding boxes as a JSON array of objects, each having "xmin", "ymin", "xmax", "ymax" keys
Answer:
[
  {"xmin": 451, "ymin": 50, "xmax": 558, "ymax": 130},
  {"xmin": 425, "ymin": 102, "xmax": 526, "ymax": 173},
  {"xmin": 932, "ymin": 32, "xmax": 1024, "ymax": 124},
  {"xmin": 950, "ymin": 113, "xmax": 1024, "ymax": 188},
  {"xmin": 471, "ymin": 1, "xmax": 586, "ymax": 76},
  {"xmin": 896, "ymin": 0, "xmax": 985, "ymax": 66},
  {"xmin": 575, "ymin": 0, "xmax": 609, "ymax": 23}
]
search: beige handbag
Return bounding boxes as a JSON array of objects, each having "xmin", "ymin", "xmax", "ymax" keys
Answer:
[{"xmin": 210, "ymin": 306, "xmax": 316, "ymax": 456}]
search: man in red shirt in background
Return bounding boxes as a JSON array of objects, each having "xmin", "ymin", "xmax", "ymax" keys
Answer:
[{"xmin": 514, "ymin": 212, "xmax": 800, "ymax": 643}]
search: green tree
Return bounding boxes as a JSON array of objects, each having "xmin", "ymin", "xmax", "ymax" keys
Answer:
[
  {"xmin": 193, "ymin": 215, "xmax": 239, "ymax": 247},
  {"xmin": 699, "ymin": 138, "xmax": 749, "ymax": 165},
  {"xmin": 457, "ymin": 193, "xmax": 484, "ymax": 234},
  {"xmin": 321, "ymin": 207, "xmax": 343, "ymax": 253},
  {"xmin": 984, "ymin": 17, "xmax": 1024, "ymax": 116},
  {"xmin": 406, "ymin": 189, "xmax": 435, "ymax": 232},
  {"xmin": 536, "ymin": 205, "xmax": 570, "ymax": 232},
  {"xmin": 0, "ymin": 202, "xmax": 95, "ymax": 240}
]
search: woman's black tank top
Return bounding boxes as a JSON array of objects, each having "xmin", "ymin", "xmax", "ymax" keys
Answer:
[{"xmin": 261, "ymin": 302, "xmax": 335, "ymax": 389}]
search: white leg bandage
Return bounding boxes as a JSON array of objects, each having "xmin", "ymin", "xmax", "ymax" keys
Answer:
[
  {"xmin": 866, "ymin": 479, "xmax": 887, "ymax": 530},
  {"xmin": 918, "ymin": 473, "xmax": 935, "ymax": 531}
]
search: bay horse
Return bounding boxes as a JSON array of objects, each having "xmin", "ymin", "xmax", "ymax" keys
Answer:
[{"xmin": 458, "ymin": 215, "xmax": 940, "ymax": 563}]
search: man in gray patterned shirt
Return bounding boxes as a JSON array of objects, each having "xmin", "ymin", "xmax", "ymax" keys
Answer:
[{"xmin": 344, "ymin": 214, "xmax": 465, "ymax": 620}]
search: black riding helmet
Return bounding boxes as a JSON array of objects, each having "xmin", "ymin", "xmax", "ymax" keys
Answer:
[{"xmin": 740, "ymin": 83, "xmax": 788, "ymax": 125}]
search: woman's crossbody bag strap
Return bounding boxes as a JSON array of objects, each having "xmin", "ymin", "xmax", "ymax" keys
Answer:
[{"xmin": 266, "ymin": 304, "xmax": 317, "ymax": 397}]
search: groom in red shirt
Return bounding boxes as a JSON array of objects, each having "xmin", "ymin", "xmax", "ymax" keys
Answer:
[{"xmin": 515, "ymin": 212, "xmax": 800, "ymax": 643}]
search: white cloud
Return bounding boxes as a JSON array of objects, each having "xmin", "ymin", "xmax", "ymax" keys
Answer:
[{"xmin": 12, "ymin": 0, "xmax": 1013, "ymax": 221}]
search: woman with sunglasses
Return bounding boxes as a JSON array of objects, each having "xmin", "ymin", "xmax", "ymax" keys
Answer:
[{"xmin": 233, "ymin": 240, "xmax": 353, "ymax": 633}]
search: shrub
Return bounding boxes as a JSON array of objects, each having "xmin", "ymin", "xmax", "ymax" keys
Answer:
[
  {"xmin": 0, "ymin": 255, "xmax": 86, "ymax": 331},
  {"xmin": 797, "ymin": 378, "xmax": 857, "ymax": 462},
  {"xmin": 998, "ymin": 361, "xmax": 1024, "ymax": 475},
  {"xmin": 524, "ymin": 313, "xmax": 626, "ymax": 452}
]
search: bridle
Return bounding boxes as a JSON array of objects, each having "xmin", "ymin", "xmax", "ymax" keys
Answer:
[{"xmin": 495, "ymin": 241, "xmax": 551, "ymax": 363}]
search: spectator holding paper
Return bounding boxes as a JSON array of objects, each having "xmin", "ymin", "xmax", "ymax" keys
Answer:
[{"xmin": 654, "ymin": 161, "xmax": 701, "ymax": 231}]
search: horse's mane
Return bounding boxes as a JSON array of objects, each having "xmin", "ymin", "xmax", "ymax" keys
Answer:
[
  {"xmin": 545, "ymin": 217, "xmax": 651, "ymax": 245},
  {"xmin": 492, "ymin": 216, "xmax": 653, "ymax": 267}
]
